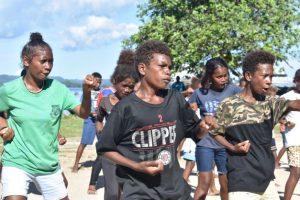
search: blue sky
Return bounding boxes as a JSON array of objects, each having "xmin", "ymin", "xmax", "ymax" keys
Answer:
[
  {"xmin": 0, "ymin": 0, "xmax": 298, "ymax": 80},
  {"xmin": 0, "ymin": 0, "xmax": 144, "ymax": 79}
]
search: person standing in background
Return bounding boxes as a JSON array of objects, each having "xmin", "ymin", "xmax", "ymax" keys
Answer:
[
  {"xmin": 171, "ymin": 75, "xmax": 186, "ymax": 92},
  {"xmin": 189, "ymin": 57, "xmax": 241, "ymax": 200},
  {"xmin": 281, "ymin": 69, "xmax": 300, "ymax": 200},
  {"xmin": 72, "ymin": 72, "xmax": 102, "ymax": 173},
  {"xmin": 87, "ymin": 49, "xmax": 138, "ymax": 197}
]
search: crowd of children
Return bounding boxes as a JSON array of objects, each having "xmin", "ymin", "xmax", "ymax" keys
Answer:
[{"xmin": 0, "ymin": 33, "xmax": 300, "ymax": 200}]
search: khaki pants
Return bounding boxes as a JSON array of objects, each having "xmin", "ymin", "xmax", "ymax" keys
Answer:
[{"xmin": 229, "ymin": 181, "xmax": 279, "ymax": 200}]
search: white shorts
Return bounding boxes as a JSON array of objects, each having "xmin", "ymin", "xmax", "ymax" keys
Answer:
[{"xmin": 1, "ymin": 166, "xmax": 68, "ymax": 200}]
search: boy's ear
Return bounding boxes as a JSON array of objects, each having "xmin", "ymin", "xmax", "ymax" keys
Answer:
[
  {"xmin": 244, "ymin": 71, "xmax": 253, "ymax": 82},
  {"xmin": 137, "ymin": 63, "xmax": 146, "ymax": 76}
]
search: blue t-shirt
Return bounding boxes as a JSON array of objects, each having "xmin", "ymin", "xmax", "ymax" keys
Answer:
[
  {"xmin": 171, "ymin": 81, "xmax": 185, "ymax": 92},
  {"xmin": 189, "ymin": 84, "xmax": 241, "ymax": 148}
]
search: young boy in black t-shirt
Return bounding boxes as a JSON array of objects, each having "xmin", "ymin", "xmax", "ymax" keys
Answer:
[
  {"xmin": 211, "ymin": 50, "xmax": 300, "ymax": 200},
  {"xmin": 97, "ymin": 40, "xmax": 214, "ymax": 200}
]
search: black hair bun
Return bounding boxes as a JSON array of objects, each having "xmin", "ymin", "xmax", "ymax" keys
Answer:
[{"xmin": 30, "ymin": 32, "xmax": 43, "ymax": 42}]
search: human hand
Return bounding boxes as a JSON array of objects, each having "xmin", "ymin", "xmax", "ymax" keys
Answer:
[
  {"xmin": 231, "ymin": 140, "xmax": 251, "ymax": 153},
  {"xmin": 58, "ymin": 136, "xmax": 67, "ymax": 145},
  {"xmin": 135, "ymin": 160, "xmax": 164, "ymax": 176},
  {"xmin": 200, "ymin": 115, "xmax": 218, "ymax": 130},
  {"xmin": 82, "ymin": 75, "xmax": 96, "ymax": 92},
  {"xmin": 285, "ymin": 121, "xmax": 295, "ymax": 129},
  {"xmin": 0, "ymin": 127, "xmax": 14, "ymax": 141}
]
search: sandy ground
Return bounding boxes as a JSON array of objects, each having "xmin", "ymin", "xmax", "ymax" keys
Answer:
[{"xmin": 2, "ymin": 134, "xmax": 300, "ymax": 200}]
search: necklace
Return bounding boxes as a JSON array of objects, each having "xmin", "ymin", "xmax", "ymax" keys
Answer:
[{"xmin": 23, "ymin": 79, "xmax": 44, "ymax": 93}]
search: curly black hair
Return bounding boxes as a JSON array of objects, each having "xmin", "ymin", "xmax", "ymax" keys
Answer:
[
  {"xmin": 92, "ymin": 72, "xmax": 102, "ymax": 79},
  {"xmin": 242, "ymin": 50, "xmax": 275, "ymax": 75},
  {"xmin": 117, "ymin": 49, "xmax": 135, "ymax": 66},
  {"xmin": 21, "ymin": 32, "xmax": 52, "ymax": 68},
  {"xmin": 134, "ymin": 40, "xmax": 172, "ymax": 72}
]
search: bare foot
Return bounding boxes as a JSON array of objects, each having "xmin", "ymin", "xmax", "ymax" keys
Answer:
[
  {"xmin": 71, "ymin": 165, "xmax": 80, "ymax": 173},
  {"xmin": 208, "ymin": 189, "xmax": 220, "ymax": 196},
  {"xmin": 87, "ymin": 185, "xmax": 97, "ymax": 194}
]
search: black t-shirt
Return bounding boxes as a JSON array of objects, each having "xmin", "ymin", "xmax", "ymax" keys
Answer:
[
  {"xmin": 97, "ymin": 89, "xmax": 200, "ymax": 200},
  {"xmin": 211, "ymin": 94, "xmax": 289, "ymax": 193}
]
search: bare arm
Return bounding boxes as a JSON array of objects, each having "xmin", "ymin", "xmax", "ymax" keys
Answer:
[
  {"xmin": 214, "ymin": 135, "xmax": 251, "ymax": 153},
  {"xmin": 72, "ymin": 75, "xmax": 96, "ymax": 119},
  {"xmin": 96, "ymin": 121, "xmax": 104, "ymax": 133},
  {"xmin": 103, "ymin": 151, "xmax": 164, "ymax": 176},
  {"xmin": 286, "ymin": 100, "xmax": 300, "ymax": 112},
  {"xmin": 195, "ymin": 116, "xmax": 218, "ymax": 139}
]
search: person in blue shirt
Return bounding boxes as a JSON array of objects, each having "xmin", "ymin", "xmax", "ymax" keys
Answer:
[
  {"xmin": 189, "ymin": 57, "xmax": 241, "ymax": 200},
  {"xmin": 171, "ymin": 76, "xmax": 186, "ymax": 92},
  {"xmin": 72, "ymin": 72, "xmax": 103, "ymax": 173}
]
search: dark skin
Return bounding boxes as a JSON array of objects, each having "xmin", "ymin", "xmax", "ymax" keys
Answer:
[
  {"xmin": 90, "ymin": 77, "xmax": 136, "ymax": 194},
  {"xmin": 192, "ymin": 66, "xmax": 229, "ymax": 200},
  {"xmin": 103, "ymin": 53, "xmax": 216, "ymax": 176},
  {"xmin": 214, "ymin": 63, "xmax": 300, "ymax": 169},
  {"xmin": 213, "ymin": 63, "xmax": 275, "ymax": 154},
  {"xmin": 2, "ymin": 47, "xmax": 95, "ymax": 200}
]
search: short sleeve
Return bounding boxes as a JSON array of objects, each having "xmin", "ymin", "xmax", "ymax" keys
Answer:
[
  {"xmin": 0, "ymin": 85, "xmax": 9, "ymax": 111},
  {"xmin": 269, "ymin": 96, "xmax": 290, "ymax": 125},
  {"xmin": 96, "ymin": 106, "xmax": 122, "ymax": 154},
  {"xmin": 61, "ymin": 84, "xmax": 80, "ymax": 110},
  {"xmin": 96, "ymin": 99, "xmax": 107, "ymax": 122},
  {"xmin": 210, "ymin": 101, "xmax": 228, "ymax": 136},
  {"xmin": 188, "ymin": 90, "xmax": 198, "ymax": 104}
]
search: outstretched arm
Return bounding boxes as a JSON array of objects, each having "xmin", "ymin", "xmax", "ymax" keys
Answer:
[
  {"xmin": 103, "ymin": 151, "xmax": 164, "ymax": 176},
  {"xmin": 286, "ymin": 100, "xmax": 300, "ymax": 112}
]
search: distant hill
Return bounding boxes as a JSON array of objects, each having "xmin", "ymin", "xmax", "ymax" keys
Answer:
[{"xmin": 0, "ymin": 74, "xmax": 111, "ymax": 87}]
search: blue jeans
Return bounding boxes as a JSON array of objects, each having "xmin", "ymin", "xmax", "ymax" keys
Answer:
[{"xmin": 195, "ymin": 146, "xmax": 227, "ymax": 174}]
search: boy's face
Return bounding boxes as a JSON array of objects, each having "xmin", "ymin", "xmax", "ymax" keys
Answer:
[
  {"xmin": 247, "ymin": 63, "xmax": 273, "ymax": 96},
  {"xmin": 93, "ymin": 77, "xmax": 102, "ymax": 90},
  {"xmin": 139, "ymin": 53, "xmax": 172, "ymax": 90}
]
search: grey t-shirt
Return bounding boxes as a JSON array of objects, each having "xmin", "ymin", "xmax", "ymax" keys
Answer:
[{"xmin": 189, "ymin": 84, "xmax": 241, "ymax": 148}]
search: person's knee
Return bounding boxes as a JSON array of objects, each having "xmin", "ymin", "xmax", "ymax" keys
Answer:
[{"xmin": 197, "ymin": 173, "xmax": 211, "ymax": 191}]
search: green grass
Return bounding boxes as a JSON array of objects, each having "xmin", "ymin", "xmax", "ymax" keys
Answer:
[{"xmin": 60, "ymin": 115, "xmax": 84, "ymax": 138}]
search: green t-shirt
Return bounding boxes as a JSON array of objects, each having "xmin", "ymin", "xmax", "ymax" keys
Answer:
[{"xmin": 0, "ymin": 77, "xmax": 80, "ymax": 175}]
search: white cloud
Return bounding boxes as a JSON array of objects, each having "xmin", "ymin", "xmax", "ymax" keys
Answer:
[
  {"xmin": 0, "ymin": 0, "xmax": 140, "ymax": 45},
  {"xmin": 62, "ymin": 16, "xmax": 138, "ymax": 50}
]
